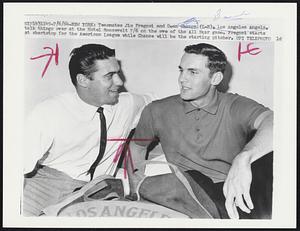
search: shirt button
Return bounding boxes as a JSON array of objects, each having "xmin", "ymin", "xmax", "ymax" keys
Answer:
[
  {"xmin": 196, "ymin": 133, "xmax": 202, "ymax": 141},
  {"xmin": 194, "ymin": 109, "xmax": 201, "ymax": 120}
]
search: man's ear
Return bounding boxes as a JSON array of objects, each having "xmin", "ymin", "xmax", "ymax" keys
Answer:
[
  {"xmin": 76, "ymin": 74, "xmax": 89, "ymax": 88},
  {"xmin": 210, "ymin": 72, "xmax": 223, "ymax": 86}
]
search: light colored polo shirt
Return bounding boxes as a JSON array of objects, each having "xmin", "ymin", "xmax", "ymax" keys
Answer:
[{"xmin": 134, "ymin": 91, "xmax": 269, "ymax": 183}]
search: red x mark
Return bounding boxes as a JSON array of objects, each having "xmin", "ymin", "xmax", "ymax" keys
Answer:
[
  {"xmin": 30, "ymin": 43, "xmax": 59, "ymax": 78},
  {"xmin": 238, "ymin": 42, "xmax": 262, "ymax": 62}
]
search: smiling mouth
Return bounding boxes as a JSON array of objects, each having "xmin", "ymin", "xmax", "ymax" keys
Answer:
[
  {"xmin": 109, "ymin": 89, "xmax": 119, "ymax": 95},
  {"xmin": 181, "ymin": 86, "xmax": 191, "ymax": 90}
]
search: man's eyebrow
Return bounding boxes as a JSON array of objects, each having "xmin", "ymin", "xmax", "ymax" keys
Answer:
[
  {"xmin": 178, "ymin": 66, "xmax": 201, "ymax": 71},
  {"xmin": 187, "ymin": 68, "xmax": 201, "ymax": 72},
  {"xmin": 104, "ymin": 71, "xmax": 120, "ymax": 76},
  {"xmin": 178, "ymin": 66, "xmax": 201, "ymax": 72}
]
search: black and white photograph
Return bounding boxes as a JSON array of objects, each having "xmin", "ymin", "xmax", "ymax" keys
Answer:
[{"xmin": 3, "ymin": 3, "xmax": 297, "ymax": 228}]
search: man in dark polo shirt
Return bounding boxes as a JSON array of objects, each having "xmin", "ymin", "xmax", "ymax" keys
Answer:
[{"xmin": 129, "ymin": 43, "xmax": 273, "ymax": 219}]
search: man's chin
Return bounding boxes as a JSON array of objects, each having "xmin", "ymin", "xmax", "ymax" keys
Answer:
[
  {"xmin": 109, "ymin": 96, "xmax": 119, "ymax": 105},
  {"xmin": 180, "ymin": 93, "xmax": 192, "ymax": 101}
]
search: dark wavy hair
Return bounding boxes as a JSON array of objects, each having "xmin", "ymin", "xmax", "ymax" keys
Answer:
[
  {"xmin": 69, "ymin": 44, "xmax": 115, "ymax": 86},
  {"xmin": 184, "ymin": 43, "xmax": 227, "ymax": 76}
]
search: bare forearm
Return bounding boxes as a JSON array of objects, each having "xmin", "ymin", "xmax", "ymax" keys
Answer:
[
  {"xmin": 127, "ymin": 142, "xmax": 147, "ymax": 194},
  {"xmin": 240, "ymin": 112, "xmax": 273, "ymax": 164},
  {"xmin": 128, "ymin": 142, "xmax": 147, "ymax": 170},
  {"xmin": 224, "ymin": 111, "xmax": 273, "ymax": 218}
]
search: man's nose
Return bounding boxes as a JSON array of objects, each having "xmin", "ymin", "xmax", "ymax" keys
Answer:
[
  {"xmin": 113, "ymin": 73, "xmax": 123, "ymax": 86},
  {"xmin": 179, "ymin": 71, "xmax": 188, "ymax": 82}
]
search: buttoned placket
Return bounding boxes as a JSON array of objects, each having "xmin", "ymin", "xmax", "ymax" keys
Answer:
[{"xmin": 194, "ymin": 109, "xmax": 202, "ymax": 141}]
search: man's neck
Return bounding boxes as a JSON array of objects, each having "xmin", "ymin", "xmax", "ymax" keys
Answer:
[
  {"xmin": 190, "ymin": 87, "xmax": 217, "ymax": 108},
  {"xmin": 76, "ymin": 88, "xmax": 102, "ymax": 108}
]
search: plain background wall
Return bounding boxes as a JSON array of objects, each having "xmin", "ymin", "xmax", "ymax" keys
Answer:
[{"xmin": 25, "ymin": 38, "xmax": 274, "ymax": 114}]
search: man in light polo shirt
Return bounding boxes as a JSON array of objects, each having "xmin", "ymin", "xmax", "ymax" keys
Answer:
[{"xmin": 130, "ymin": 43, "xmax": 273, "ymax": 219}]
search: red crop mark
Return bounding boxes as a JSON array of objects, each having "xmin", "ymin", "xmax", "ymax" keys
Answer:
[
  {"xmin": 108, "ymin": 138, "xmax": 155, "ymax": 179},
  {"xmin": 30, "ymin": 43, "xmax": 59, "ymax": 78},
  {"xmin": 238, "ymin": 42, "xmax": 262, "ymax": 62}
]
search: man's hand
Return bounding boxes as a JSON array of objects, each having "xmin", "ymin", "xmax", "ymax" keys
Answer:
[{"xmin": 223, "ymin": 152, "xmax": 254, "ymax": 219}]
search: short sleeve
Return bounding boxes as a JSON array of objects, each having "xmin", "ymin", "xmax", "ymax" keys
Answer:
[
  {"xmin": 230, "ymin": 95, "xmax": 270, "ymax": 131},
  {"xmin": 134, "ymin": 104, "xmax": 157, "ymax": 147}
]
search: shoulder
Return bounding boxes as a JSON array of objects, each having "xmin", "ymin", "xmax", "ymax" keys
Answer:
[
  {"xmin": 28, "ymin": 92, "xmax": 74, "ymax": 119},
  {"xmin": 114, "ymin": 92, "xmax": 136, "ymax": 110},
  {"xmin": 218, "ymin": 92, "xmax": 240, "ymax": 104},
  {"xmin": 218, "ymin": 92, "xmax": 260, "ymax": 108},
  {"xmin": 151, "ymin": 95, "xmax": 181, "ymax": 108},
  {"xmin": 220, "ymin": 92, "xmax": 266, "ymax": 108},
  {"xmin": 117, "ymin": 92, "xmax": 154, "ymax": 110},
  {"xmin": 146, "ymin": 95, "xmax": 181, "ymax": 115},
  {"xmin": 117, "ymin": 92, "xmax": 144, "ymax": 103},
  {"xmin": 118, "ymin": 92, "xmax": 132, "ymax": 100},
  {"xmin": 219, "ymin": 92, "xmax": 270, "ymax": 128}
]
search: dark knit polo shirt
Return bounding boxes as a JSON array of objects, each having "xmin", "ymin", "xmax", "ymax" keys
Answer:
[{"xmin": 134, "ymin": 91, "xmax": 269, "ymax": 183}]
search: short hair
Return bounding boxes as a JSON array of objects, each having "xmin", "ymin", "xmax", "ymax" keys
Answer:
[
  {"xmin": 184, "ymin": 43, "xmax": 227, "ymax": 75},
  {"xmin": 69, "ymin": 44, "xmax": 115, "ymax": 86}
]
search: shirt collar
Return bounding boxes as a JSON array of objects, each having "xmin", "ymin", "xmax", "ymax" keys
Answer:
[
  {"xmin": 74, "ymin": 92, "xmax": 115, "ymax": 120},
  {"xmin": 74, "ymin": 92, "xmax": 100, "ymax": 120},
  {"xmin": 102, "ymin": 104, "xmax": 114, "ymax": 114},
  {"xmin": 182, "ymin": 91, "xmax": 219, "ymax": 115}
]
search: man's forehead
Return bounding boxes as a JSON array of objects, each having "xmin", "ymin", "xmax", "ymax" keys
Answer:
[{"xmin": 180, "ymin": 53, "xmax": 209, "ymax": 68}]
